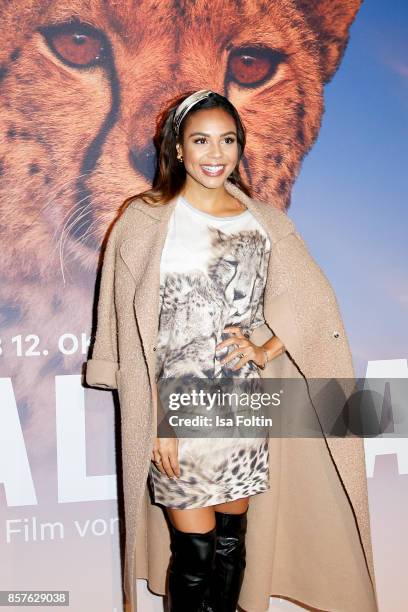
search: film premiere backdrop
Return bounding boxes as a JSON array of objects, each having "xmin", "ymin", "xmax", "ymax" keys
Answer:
[{"xmin": 0, "ymin": 1, "xmax": 407, "ymax": 611}]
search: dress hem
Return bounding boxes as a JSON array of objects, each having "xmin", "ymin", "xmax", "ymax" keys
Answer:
[{"xmin": 150, "ymin": 482, "xmax": 271, "ymax": 510}]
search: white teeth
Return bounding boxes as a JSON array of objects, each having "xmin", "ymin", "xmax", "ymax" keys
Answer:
[{"xmin": 202, "ymin": 165, "xmax": 224, "ymax": 172}]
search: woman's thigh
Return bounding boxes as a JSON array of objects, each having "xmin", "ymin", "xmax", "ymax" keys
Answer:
[
  {"xmin": 165, "ymin": 496, "xmax": 250, "ymax": 532},
  {"xmin": 166, "ymin": 506, "xmax": 216, "ymax": 532},
  {"xmin": 213, "ymin": 497, "xmax": 249, "ymax": 514}
]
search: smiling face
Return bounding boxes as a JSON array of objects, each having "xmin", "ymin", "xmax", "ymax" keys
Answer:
[{"xmin": 176, "ymin": 108, "xmax": 240, "ymax": 191}]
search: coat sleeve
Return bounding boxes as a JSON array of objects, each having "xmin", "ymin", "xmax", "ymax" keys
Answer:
[{"xmin": 85, "ymin": 221, "xmax": 120, "ymax": 390}]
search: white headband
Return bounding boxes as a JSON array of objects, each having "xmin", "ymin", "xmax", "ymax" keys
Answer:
[{"xmin": 173, "ymin": 89, "xmax": 215, "ymax": 136}]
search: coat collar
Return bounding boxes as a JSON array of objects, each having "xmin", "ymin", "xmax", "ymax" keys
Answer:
[
  {"xmin": 127, "ymin": 178, "xmax": 294, "ymax": 245},
  {"xmin": 119, "ymin": 178, "xmax": 295, "ymax": 292}
]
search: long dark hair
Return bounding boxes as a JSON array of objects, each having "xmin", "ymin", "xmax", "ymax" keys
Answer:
[{"xmin": 127, "ymin": 90, "xmax": 252, "ymax": 207}]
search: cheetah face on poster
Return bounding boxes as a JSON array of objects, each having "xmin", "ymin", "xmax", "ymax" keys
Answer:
[{"xmin": 1, "ymin": 0, "xmax": 362, "ymax": 276}]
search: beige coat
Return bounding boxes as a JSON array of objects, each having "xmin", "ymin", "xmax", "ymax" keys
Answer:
[{"xmin": 85, "ymin": 179, "xmax": 379, "ymax": 612}]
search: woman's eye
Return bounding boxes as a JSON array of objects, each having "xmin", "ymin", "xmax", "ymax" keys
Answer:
[
  {"xmin": 193, "ymin": 137, "xmax": 236, "ymax": 144},
  {"xmin": 38, "ymin": 20, "xmax": 109, "ymax": 68}
]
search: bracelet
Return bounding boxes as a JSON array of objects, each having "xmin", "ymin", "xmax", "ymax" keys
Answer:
[{"xmin": 258, "ymin": 348, "xmax": 269, "ymax": 370}]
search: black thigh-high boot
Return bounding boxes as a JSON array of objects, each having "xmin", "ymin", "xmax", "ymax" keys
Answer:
[
  {"xmin": 205, "ymin": 509, "xmax": 248, "ymax": 612},
  {"xmin": 167, "ymin": 523, "xmax": 217, "ymax": 612}
]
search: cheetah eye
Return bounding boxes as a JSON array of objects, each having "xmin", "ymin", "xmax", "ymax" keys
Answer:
[
  {"xmin": 224, "ymin": 259, "xmax": 238, "ymax": 270},
  {"xmin": 38, "ymin": 20, "xmax": 109, "ymax": 68},
  {"xmin": 227, "ymin": 45, "xmax": 287, "ymax": 88}
]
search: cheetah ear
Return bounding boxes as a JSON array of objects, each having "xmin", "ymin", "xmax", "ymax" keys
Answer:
[
  {"xmin": 209, "ymin": 226, "xmax": 227, "ymax": 242},
  {"xmin": 294, "ymin": 0, "xmax": 363, "ymax": 84}
]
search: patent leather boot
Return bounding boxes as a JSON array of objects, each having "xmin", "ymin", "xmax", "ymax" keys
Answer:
[
  {"xmin": 168, "ymin": 523, "xmax": 217, "ymax": 612},
  {"xmin": 208, "ymin": 509, "xmax": 248, "ymax": 612}
]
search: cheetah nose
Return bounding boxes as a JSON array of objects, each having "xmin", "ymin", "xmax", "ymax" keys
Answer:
[{"xmin": 233, "ymin": 289, "xmax": 246, "ymax": 300}]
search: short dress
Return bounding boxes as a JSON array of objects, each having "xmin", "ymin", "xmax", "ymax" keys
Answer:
[{"xmin": 148, "ymin": 193, "xmax": 271, "ymax": 509}]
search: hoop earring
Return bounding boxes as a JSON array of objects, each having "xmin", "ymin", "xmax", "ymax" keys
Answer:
[{"xmin": 177, "ymin": 155, "xmax": 183, "ymax": 163}]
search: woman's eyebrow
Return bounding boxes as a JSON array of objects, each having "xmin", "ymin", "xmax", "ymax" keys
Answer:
[{"xmin": 188, "ymin": 131, "xmax": 237, "ymax": 137}]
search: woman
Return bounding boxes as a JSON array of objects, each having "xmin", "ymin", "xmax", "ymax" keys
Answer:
[
  {"xmin": 142, "ymin": 89, "xmax": 284, "ymax": 611},
  {"xmin": 86, "ymin": 90, "xmax": 378, "ymax": 612}
]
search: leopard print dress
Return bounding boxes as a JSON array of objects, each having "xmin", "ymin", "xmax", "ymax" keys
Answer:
[{"xmin": 148, "ymin": 193, "xmax": 271, "ymax": 509}]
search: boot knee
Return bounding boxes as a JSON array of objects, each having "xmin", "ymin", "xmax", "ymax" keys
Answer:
[{"xmin": 168, "ymin": 524, "xmax": 217, "ymax": 611}]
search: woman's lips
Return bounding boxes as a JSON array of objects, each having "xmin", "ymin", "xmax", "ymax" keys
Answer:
[{"xmin": 200, "ymin": 164, "xmax": 225, "ymax": 177}]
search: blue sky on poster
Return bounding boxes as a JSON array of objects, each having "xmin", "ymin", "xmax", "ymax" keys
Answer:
[{"xmin": 289, "ymin": 0, "xmax": 408, "ymax": 374}]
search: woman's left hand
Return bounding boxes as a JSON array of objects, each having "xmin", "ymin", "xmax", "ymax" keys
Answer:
[{"xmin": 216, "ymin": 326, "xmax": 266, "ymax": 370}]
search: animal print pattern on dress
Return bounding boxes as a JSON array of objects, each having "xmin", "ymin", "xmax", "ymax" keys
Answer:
[
  {"xmin": 149, "ymin": 195, "xmax": 271, "ymax": 509},
  {"xmin": 155, "ymin": 224, "xmax": 270, "ymax": 380},
  {"xmin": 149, "ymin": 438, "xmax": 270, "ymax": 510}
]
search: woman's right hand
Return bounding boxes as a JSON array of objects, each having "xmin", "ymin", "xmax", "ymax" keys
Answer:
[{"xmin": 151, "ymin": 437, "xmax": 180, "ymax": 479}]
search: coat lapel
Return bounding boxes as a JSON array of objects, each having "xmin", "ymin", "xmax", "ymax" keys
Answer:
[
  {"xmin": 119, "ymin": 204, "xmax": 174, "ymax": 390},
  {"xmin": 119, "ymin": 178, "xmax": 297, "ymax": 390}
]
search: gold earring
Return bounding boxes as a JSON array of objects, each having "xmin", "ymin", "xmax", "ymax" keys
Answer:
[{"xmin": 177, "ymin": 154, "xmax": 183, "ymax": 162}]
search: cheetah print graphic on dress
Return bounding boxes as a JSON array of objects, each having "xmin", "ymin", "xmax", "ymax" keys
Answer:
[
  {"xmin": 207, "ymin": 226, "xmax": 269, "ymax": 326},
  {"xmin": 150, "ymin": 203, "xmax": 271, "ymax": 509},
  {"xmin": 155, "ymin": 227, "xmax": 269, "ymax": 380}
]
